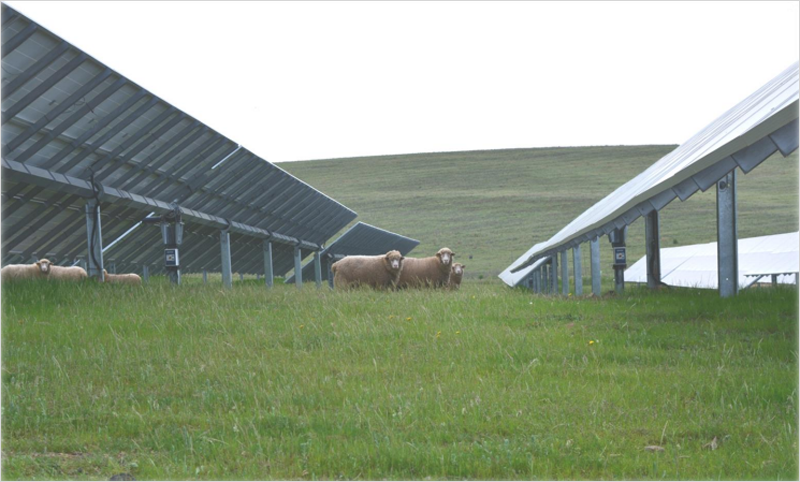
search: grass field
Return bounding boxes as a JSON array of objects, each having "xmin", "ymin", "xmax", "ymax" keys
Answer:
[
  {"xmin": 1, "ymin": 278, "xmax": 797, "ymax": 480},
  {"xmin": 279, "ymin": 146, "xmax": 799, "ymax": 281},
  {"xmin": 3, "ymin": 145, "xmax": 798, "ymax": 480}
]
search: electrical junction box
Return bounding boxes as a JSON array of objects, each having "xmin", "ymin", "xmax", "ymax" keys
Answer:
[
  {"xmin": 613, "ymin": 247, "xmax": 626, "ymax": 266},
  {"xmin": 165, "ymin": 248, "xmax": 179, "ymax": 268}
]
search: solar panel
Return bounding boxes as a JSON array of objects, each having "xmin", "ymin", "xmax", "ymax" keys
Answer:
[
  {"xmin": 284, "ymin": 222, "xmax": 420, "ymax": 284},
  {"xmin": 624, "ymin": 232, "xmax": 799, "ymax": 289},
  {"xmin": 1, "ymin": 4, "xmax": 357, "ymax": 273},
  {"xmin": 506, "ymin": 62, "xmax": 799, "ymax": 275}
]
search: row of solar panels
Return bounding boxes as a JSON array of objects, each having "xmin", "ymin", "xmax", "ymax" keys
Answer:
[
  {"xmin": 624, "ymin": 232, "xmax": 799, "ymax": 290},
  {"xmin": 501, "ymin": 61, "xmax": 800, "ymax": 287},
  {"xmin": 1, "ymin": 4, "xmax": 417, "ymax": 277}
]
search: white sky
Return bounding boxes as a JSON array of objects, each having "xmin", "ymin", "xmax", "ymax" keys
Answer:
[{"xmin": 6, "ymin": 1, "xmax": 799, "ymax": 163}]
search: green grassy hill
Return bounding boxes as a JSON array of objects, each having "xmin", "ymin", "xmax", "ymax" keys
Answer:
[{"xmin": 279, "ymin": 146, "xmax": 799, "ymax": 280}]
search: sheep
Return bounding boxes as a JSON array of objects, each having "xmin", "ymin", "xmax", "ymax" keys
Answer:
[
  {"xmin": 396, "ymin": 247, "xmax": 454, "ymax": 289},
  {"xmin": 51, "ymin": 264, "xmax": 88, "ymax": 281},
  {"xmin": 1, "ymin": 259, "xmax": 88, "ymax": 282},
  {"xmin": 1, "ymin": 258, "xmax": 54, "ymax": 281},
  {"xmin": 448, "ymin": 263, "xmax": 465, "ymax": 290},
  {"xmin": 102, "ymin": 269, "xmax": 142, "ymax": 285},
  {"xmin": 331, "ymin": 250, "xmax": 405, "ymax": 290}
]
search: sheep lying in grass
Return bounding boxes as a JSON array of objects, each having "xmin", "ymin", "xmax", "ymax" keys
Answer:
[
  {"xmin": 103, "ymin": 269, "xmax": 142, "ymax": 285},
  {"xmin": 448, "ymin": 263, "xmax": 465, "ymax": 290},
  {"xmin": 1, "ymin": 259, "xmax": 54, "ymax": 281},
  {"xmin": 396, "ymin": 247, "xmax": 454, "ymax": 289},
  {"xmin": 1, "ymin": 259, "xmax": 88, "ymax": 282},
  {"xmin": 52, "ymin": 264, "xmax": 88, "ymax": 281},
  {"xmin": 331, "ymin": 250, "xmax": 405, "ymax": 290}
]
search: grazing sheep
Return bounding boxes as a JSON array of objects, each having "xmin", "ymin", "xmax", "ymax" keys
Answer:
[
  {"xmin": 51, "ymin": 264, "xmax": 88, "ymax": 281},
  {"xmin": 448, "ymin": 263, "xmax": 465, "ymax": 290},
  {"xmin": 331, "ymin": 250, "xmax": 405, "ymax": 290},
  {"xmin": 102, "ymin": 269, "xmax": 142, "ymax": 285},
  {"xmin": 1, "ymin": 258, "xmax": 54, "ymax": 281},
  {"xmin": 396, "ymin": 247, "xmax": 454, "ymax": 289}
]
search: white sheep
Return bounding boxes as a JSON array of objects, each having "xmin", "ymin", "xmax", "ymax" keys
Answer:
[
  {"xmin": 0, "ymin": 258, "xmax": 54, "ymax": 281},
  {"xmin": 331, "ymin": 250, "xmax": 405, "ymax": 290},
  {"xmin": 396, "ymin": 247, "xmax": 454, "ymax": 289},
  {"xmin": 50, "ymin": 265, "xmax": 88, "ymax": 281},
  {"xmin": 103, "ymin": 269, "xmax": 142, "ymax": 285},
  {"xmin": 448, "ymin": 263, "xmax": 465, "ymax": 290}
]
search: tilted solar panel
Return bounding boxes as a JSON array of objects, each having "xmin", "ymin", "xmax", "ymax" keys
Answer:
[
  {"xmin": 506, "ymin": 62, "xmax": 799, "ymax": 276},
  {"xmin": 1, "ymin": 4, "xmax": 357, "ymax": 273}
]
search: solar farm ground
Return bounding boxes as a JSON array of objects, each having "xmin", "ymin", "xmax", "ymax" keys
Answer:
[
  {"xmin": 1, "ymin": 278, "xmax": 797, "ymax": 480},
  {"xmin": 2, "ymin": 145, "xmax": 798, "ymax": 480}
]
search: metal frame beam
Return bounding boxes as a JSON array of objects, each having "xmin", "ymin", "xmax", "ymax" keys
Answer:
[
  {"xmin": 717, "ymin": 170, "xmax": 738, "ymax": 297},
  {"xmin": 572, "ymin": 245, "xmax": 583, "ymax": 295},
  {"xmin": 590, "ymin": 237, "xmax": 601, "ymax": 296},
  {"xmin": 645, "ymin": 210, "xmax": 661, "ymax": 289}
]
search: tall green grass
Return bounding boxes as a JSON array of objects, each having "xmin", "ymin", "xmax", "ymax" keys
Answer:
[{"xmin": 3, "ymin": 279, "xmax": 797, "ymax": 479}]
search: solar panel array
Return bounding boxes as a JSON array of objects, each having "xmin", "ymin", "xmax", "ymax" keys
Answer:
[
  {"xmin": 285, "ymin": 222, "xmax": 420, "ymax": 283},
  {"xmin": 1, "ymin": 4, "xmax": 358, "ymax": 277},
  {"xmin": 624, "ymin": 232, "xmax": 799, "ymax": 289},
  {"xmin": 505, "ymin": 62, "xmax": 800, "ymax": 277}
]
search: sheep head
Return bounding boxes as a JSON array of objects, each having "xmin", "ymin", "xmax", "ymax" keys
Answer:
[
  {"xmin": 35, "ymin": 259, "xmax": 52, "ymax": 275},
  {"xmin": 452, "ymin": 263, "xmax": 465, "ymax": 276},
  {"xmin": 383, "ymin": 250, "xmax": 404, "ymax": 273},
  {"xmin": 436, "ymin": 248, "xmax": 454, "ymax": 269}
]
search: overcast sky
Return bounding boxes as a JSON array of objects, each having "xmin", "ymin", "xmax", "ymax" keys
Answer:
[{"xmin": 6, "ymin": 1, "xmax": 799, "ymax": 163}]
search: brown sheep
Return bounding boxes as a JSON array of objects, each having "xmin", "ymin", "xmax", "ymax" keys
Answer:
[
  {"xmin": 331, "ymin": 250, "xmax": 405, "ymax": 290},
  {"xmin": 396, "ymin": 247, "xmax": 454, "ymax": 289},
  {"xmin": 103, "ymin": 269, "xmax": 142, "ymax": 285},
  {"xmin": 448, "ymin": 263, "xmax": 465, "ymax": 290},
  {"xmin": 1, "ymin": 258, "xmax": 54, "ymax": 281}
]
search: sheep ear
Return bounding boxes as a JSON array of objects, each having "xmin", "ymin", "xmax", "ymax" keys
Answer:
[{"xmin": 400, "ymin": 256, "xmax": 405, "ymax": 260}]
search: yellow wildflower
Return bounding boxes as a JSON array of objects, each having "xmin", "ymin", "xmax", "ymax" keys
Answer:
[
  {"xmin": 406, "ymin": 317, "xmax": 412, "ymax": 321},
  {"xmin": 456, "ymin": 331, "xmax": 461, "ymax": 335},
  {"xmin": 588, "ymin": 340, "xmax": 594, "ymax": 345}
]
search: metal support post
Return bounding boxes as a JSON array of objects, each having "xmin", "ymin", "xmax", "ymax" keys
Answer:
[
  {"xmin": 263, "ymin": 240, "xmax": 273, "ymax": 288},
  {"xmin": 717, "ymin": 170, "xmax": 738, "ymax": 298},
  {"xmin": 294, "ymin": 246, "xmax": 303, "ymax": 289},
  {"xmin": 220, "ymin": 230, "xmax": 232, "ymax": 289},
  {"xmin": 590, "ymin": 237, "xmax": 601, "ymax": 296},
  {"xmin": 142, "ymin": 265, "xmax": 149, "ymax": 284},
  {"xmin": 203, "ymin": 270, "xmax": 208, "ymax": 284},
  {"xmin": 561, "ymin": 250, "xmax": 568, "ymax": 295},
  {"xmin": 108, "ymin": 260, "xmax": 116, "ymax": 274},
  {"xmin": 314, "ymin": 251, "xmax": 322, "ymax": 288},
  {"xmin": 572, "ymin": 245, "xmax": 582, "ymax": 296},
  {"xmin": 239, "ymin": 273, "xmax": 244, "ymax": 282},
  {"xmin": 542, "ymin": 262, "xmax": 549, "ymax": 294},
  {"xmin": 645, "ymin": 210, "xmax": 661, "ymax": 290},
  {"xmin": 85, "ymin": 198, "xmax": 104, "ymax": 281},
  {"xmin": 551, "ymin": 256, "xmax": 558, "ymax": 295},
  {"xmin": 609, "ymin": 227, "xmax": 627, "ymax": 294},
  {"xmin": 327, "ymin": 256, "xmax": 335, "ymax": 289},
  {"xmin": 771, "ymin": 274, "xmax": 779, "ymax": 286}
]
